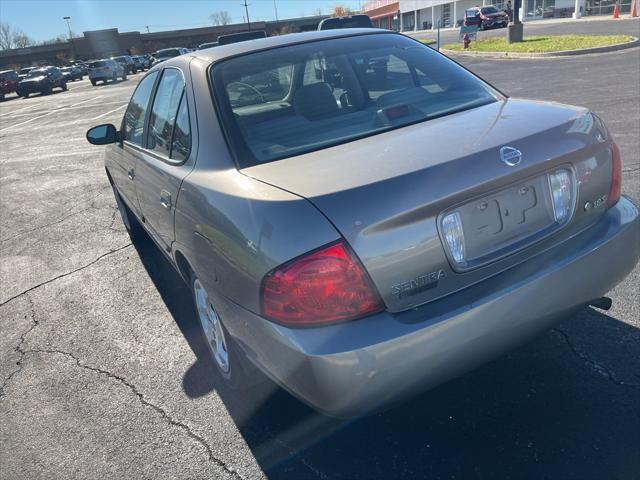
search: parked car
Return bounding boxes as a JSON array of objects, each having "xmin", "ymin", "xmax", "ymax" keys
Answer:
[
  {"xmin": 132, "ymin": 55, "xmax": 151, "ymax": 70},
  {"xmin": 88, "ymin": 59, "xmax": 126, "ymax": 85},
  {"xmin": 18, "ymin": 67, "xmax": 35, "ymax": 80},
  {"xmin": 464, "ymin": 5, "xmax": 510, "ymax": 29},
  {"xmin": 16, "ymin": 66, "xmax": 67, "ymax": 97},
  {"xmin": 198, "ymin": 41, "xmax": 218, "ymax": 50},
  {"xmin": 70, "ymin": 61, "xmax": 89, "ymax": 75},
  {"xmin": 111, "ymin": 55, "xmax": 137, "ymax": 74},
  {"xmin": 86, "ymin": 30, "xmax": 639, "ymax": 418},
  {"xmin": 0, "ymin": 69, "xmax": 20, "ymax": 101},
  {"xmin": 154, "ymin": 47, "xmax": 189, "ymax": 63},
  {"xmin": 318, "ymin": 14, "xmax": 373, "ymax": 29},
  {"xmin": 60, "ymin": 66, "xmax": 83, "ymax": 81}
]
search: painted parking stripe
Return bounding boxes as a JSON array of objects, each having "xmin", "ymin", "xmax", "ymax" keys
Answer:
[
  {"xmin": 90, "ymin": 104, "xmax": 126, "ymax": 120},
  {"xmin": 0, "ymin": 103, "xmax": 40, "ymax": 117},
  {"xmin": 0, "ymin": 95, "xmax": 102, "ymax": 133}
]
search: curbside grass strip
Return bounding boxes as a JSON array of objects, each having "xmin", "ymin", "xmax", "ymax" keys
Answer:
[{"xmin": 439, "ymin": 36, "xmax": 639, "ymax": 58}]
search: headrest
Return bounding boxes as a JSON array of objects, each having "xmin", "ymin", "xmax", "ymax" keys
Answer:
[{"xmin": 293, "ymin": 82, "xmax": 339, "ymax": 120}]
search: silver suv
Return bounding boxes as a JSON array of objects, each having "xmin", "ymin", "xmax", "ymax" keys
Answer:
[{"xmin": 88, "ymin": 59, "xmax": 126, "ymax": 85}]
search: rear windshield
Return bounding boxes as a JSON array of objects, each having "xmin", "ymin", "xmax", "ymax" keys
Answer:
[
  {"xmin": 211, "ymin": 33, "xmax": 499, "ymax": 168},
  {"xmin": 157, "ymin": 49, "xmax": 180, "ymax": 58},
  {"xmin": 320, "ymin": 16, "xmax": 373, "ymax": 29},
  {"xmin": 90, "ymin": 61, "xmax": 107, "ymax": 68},
  {"xmin": 27, "ymin": 69, "xmax": 47, "ymax": 78},
  {"xmin": 481, "ymin": 6, "xmax": 500, "ymax": 13}
]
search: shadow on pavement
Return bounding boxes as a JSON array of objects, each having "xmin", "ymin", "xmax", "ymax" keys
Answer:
[{"xmin": 131, "ymin": 231, "xmax": 640, "ymax": 480}]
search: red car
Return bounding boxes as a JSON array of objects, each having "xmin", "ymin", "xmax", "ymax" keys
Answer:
[
  {"xmin": 464, "ymin": 6, "xmax": 509, "ymax": 30},
  {"xmin": 0, "ymin": 69, "xmax": 20, "ymax": 101}
]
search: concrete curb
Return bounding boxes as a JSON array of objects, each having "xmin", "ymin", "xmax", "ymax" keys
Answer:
[{"xmin": 440, "ymin": 36, "xmax": 639, "ymax": 58}]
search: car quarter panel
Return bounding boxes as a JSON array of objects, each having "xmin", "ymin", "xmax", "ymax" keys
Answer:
[{"xmin": 172, "ymin": 57, "xmax": 341, "ymax": 313}]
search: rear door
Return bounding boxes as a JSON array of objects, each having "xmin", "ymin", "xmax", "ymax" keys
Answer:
[
  {"xmin": 109, "ymin": 71, "xmax": 159, "ymax": 215},
  {"xmin": 134, "ymin": 66, "xmax": 195, "ymax": 252}
]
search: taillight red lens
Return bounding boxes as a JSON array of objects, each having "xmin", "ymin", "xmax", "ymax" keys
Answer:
[
  {"xmin": 607, "ymin": 143, "xmax": 622, "ymax": 208},
  {"xmin": 261, "ymin": 241, "xmax": 384, "ymax": 326}
]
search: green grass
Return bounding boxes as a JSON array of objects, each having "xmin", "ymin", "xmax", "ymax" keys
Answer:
[{"xmin": 442, "ymin": 35, "xmax": 634, "ymax": 53}]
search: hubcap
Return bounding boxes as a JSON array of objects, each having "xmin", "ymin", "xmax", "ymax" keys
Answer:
[{"xmin": 194, "ymin": 279, "xmax": 229, "ymax": 373}]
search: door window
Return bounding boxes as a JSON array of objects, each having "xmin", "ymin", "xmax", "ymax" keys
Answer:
[
  {"xmin": 122, "ymin": 71, "xmax": 158, "ymax": 146},
  {"xmin": 147, "ymin": 69, "xmax": 184, "ymax": 158}
]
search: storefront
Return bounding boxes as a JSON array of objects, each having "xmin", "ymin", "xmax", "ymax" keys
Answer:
[{"xmin": 363, "ymin": 0, "xmax": 401, "ymax": 30}]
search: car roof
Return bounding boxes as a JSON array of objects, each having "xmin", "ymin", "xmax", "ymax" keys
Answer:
[{"xmin": 192, "ymin": 28, "xmax": 391, "ymax": 63}]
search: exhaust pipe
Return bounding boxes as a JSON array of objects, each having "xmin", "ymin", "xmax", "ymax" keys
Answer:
[{"xmin": 589, "ymin": 297, "xmax": 612, "ymax": 311}]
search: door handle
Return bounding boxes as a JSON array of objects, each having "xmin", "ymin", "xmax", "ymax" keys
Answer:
[
  {"xmin": 160, "ymin": 190, "xmax": 172, "ymax": 209},
  {"xmin": 127, "ymin": 168, "xmax": 135, "ymax": 180}
]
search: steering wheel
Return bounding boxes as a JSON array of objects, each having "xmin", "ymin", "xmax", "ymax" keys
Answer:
[{"xmin": 227, "ymin": 81, "xmax": 265, "ymax": 105}]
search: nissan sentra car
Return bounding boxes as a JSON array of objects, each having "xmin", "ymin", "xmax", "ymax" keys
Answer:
[{"xmin": 86, "ymin": 29, "xmax": 639, "ymax": 418}]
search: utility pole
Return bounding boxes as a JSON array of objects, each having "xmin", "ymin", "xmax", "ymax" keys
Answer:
[
  {"xmin": 145, "ymin": 25, "xmax": 150, "ymax": 33},
  {"xmin": 63, "ymin": 16, "xmax": 77, "ymax": 60},
  {"xmin": 273, "ymin": 0, "xmax": 279, "ymax": 25},
  {"xmin": 241, "ymin": 0, "xmax": 251, "ymax": 30}
]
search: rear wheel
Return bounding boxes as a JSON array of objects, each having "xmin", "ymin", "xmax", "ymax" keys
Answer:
[
  {"xmin": 112, "ymin": 72, "xmax": 117, "ymax": 83},
  {"xmin": 42, "ymin": 85, "xmax": 52, "ymax": 95},
  {"xmin": 23, "ymin": 92, "xmax": 29, "ymax": 98},
  {"xmin": 121, "ymin": 73, "xmax": 127, "ymax": 81},
  {"xmin": 91, "ymin": 79, "xmax": 96, "ymax": 86},
  {"xmin": 191, "ymin": 276, "xmax": 265, "ymax": 389},
  {"xmin": 61, "ymin": 82, "xmax": 67, "ymax": 91}
]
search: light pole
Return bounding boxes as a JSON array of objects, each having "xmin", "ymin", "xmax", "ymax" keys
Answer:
[
  {"xmin": 63, "ymin": 16, "xmax": 77, "ymax": 60},
  {"xmin": 273, "ymin": 0, "xmax": 279, "ymax": 31},
  {"xmin": 507, "ymin": 0, "xmax": 523, "ymax": 43},
  {"xmin": 241, "ymin": 0, "xmax": 251, "ymax": 30}
]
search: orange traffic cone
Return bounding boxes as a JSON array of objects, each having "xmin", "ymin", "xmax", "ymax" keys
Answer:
[
  {"xmin": 613, "ymin": 3, "xmax": 619, "ymax": 17},
  {"xmin": 631, "ymin": 0, "xmax": 638, "ymax": 17}
]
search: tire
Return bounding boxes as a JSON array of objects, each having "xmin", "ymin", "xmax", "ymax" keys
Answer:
[
  {"xmin": 91, "ymin": 79, "xmax": 96, "ymax": 86},
  {"xmin": 112, "ymin": 73, "xmax": 117, "ymax": 83},
  {"xmin": 0, "ymin": 92, "xmax": 4, "ymax": 102},
  {"xmin": 61, "ymin": 82, "xmax": 67, "ymax": 91},
  {"xmin": 111, "ymin": 185, "xmax": 142, "ymax": 241},
  {"xmin": 121, "ymin": 73, "xmax": 127, "ymax": 81},
  {"xmin": 23, "ymin": 92, "xmax": 29, "ymax": 99},
  {"xmin": 42, "ymin": 85, "xmax": 52, "ymax": 95},
  {"xmin": 191, "ymin": 275, "xmax": 264, "ymax": 389}
]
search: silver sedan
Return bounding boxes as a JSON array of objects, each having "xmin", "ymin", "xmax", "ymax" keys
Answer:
[{"xmin": 86, "ymin": 29, "xmax": 640, "ymax": 418}]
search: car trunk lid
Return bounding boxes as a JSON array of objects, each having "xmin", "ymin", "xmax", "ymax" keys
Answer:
[{"xmin": 242, "ymin": 99, "xmax": 615, "ymax": 313}]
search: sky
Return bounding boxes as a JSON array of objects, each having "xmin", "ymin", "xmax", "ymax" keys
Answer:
[{"xmin": 1, "ymin": 0, "xmax": 364, "ymax": 42}]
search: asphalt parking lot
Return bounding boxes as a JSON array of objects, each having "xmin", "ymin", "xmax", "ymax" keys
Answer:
[{"xmin": 1, "ymin": 20, "xmax": 639, "ymax": 480}]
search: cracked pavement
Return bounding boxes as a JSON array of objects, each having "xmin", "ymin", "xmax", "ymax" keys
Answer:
[{"xmin": 1, "ymin": 20, "xmax": 639, "ymax": 480}]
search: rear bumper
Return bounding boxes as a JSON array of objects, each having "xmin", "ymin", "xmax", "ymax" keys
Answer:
[{"xmin": 216, "ymin": 197, "xmax": 639, "ymax": 418}]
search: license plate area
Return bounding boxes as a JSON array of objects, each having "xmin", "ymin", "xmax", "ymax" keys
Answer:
[{"xmin": 440, "ymin": 171, "xmax": 571, "ymax": 272}]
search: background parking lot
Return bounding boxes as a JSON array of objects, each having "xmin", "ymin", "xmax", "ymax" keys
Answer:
[{"xmin": 1, "ymin": 19, "xmax": 639, "ymax": 480}]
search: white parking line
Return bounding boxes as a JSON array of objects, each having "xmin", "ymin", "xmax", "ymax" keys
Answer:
[
  {"xmin": 90, "ymin": 104, "xmax": 126, "ymax": 120},
  {"xmin": 0, "ymin": 103, "xmax": 39, "ymax": 117},
  {"xmin": 0, "ymin": 95, "xmax": 102, "ymax": 133}
]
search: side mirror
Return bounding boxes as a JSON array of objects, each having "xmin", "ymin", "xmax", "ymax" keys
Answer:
[{"xmin": 86, "ymin": 123, "xmax": 119, "ymax": 145}]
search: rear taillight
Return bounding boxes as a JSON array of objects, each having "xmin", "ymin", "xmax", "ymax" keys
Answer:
[
  {"xmin": 261, "ymin": 241, "xmax": 384, "ymax": 327},
  {"xmin": 607, "ymin": 143, "xmax": 622, "ymax": 208}
]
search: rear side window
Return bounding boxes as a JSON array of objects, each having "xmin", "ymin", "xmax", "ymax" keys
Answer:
[
  {"xmin": 170, "ymin": 95, "xmax": 191, "ymax": 162},
  {"xmin": 122, "ymin": 71, "xmax": 158, "ymax": 146},
  {"xmin": 147, "ymin": 69, "xmax": 185, "ymax": 158},
  {"xmin": 90, "ymin": 61, "xmax": 107, "ymax": 68}
]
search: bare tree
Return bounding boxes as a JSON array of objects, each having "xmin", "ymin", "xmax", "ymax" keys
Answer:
[
  {"xmin": 332, "ymin": 5, "xmax": 351, "ymax": 17},
  {"xmin": 0, "ymin": 22, "xmax": 33, "ymax": 50},
  {"xmin": 210, "ymin": 10, "xmax": 232, "ymax": 26},
  {"xmin": 0, "ymin": 22, "xmax": 15, "ymax": 50},
  {"xmin": 13, "ymin": 33, "xmax": 32, "ymax": 48}
]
